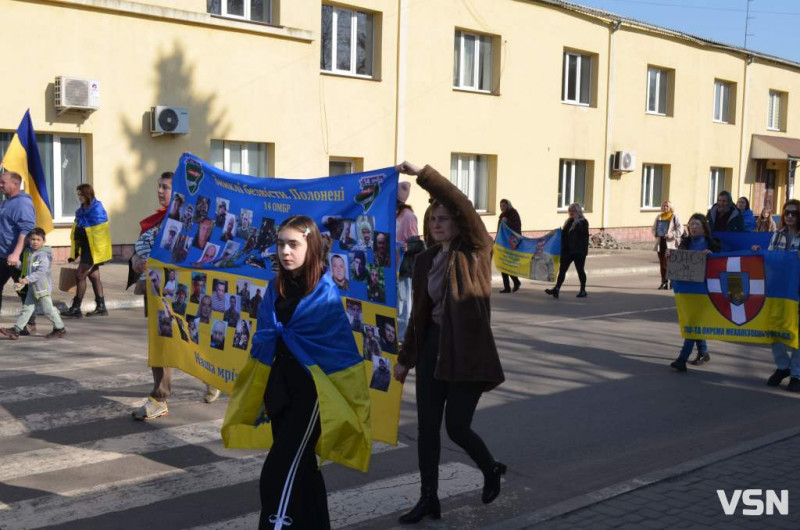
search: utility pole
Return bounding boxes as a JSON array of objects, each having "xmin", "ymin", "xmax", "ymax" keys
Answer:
[{"xmin": 744, "ymin": 0, "xmax": 755, "ymax": 48}]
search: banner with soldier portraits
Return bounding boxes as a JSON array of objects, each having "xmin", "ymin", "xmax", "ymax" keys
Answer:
[{"xmin": 147, "ymin": 154, "xmax": 402, "ymax": 444}]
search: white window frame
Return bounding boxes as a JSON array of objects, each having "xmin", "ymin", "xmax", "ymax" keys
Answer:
[
  {"xmin": 453, "ymin": 30, "xmax": 493, "ymax": 93},
  {"xmin": 211, "ymin": 140, "xmax": 269, "ymax": 177},
  {"xmin": 450, "ymin": 153, "xmax": 489, "ymax": 212},
  {"xmin": 709, "ymin": 167, "xmax": 726, "ymax": 207},
  {"xmin": 321, "ymin": 6, "xmax": 374, "ymax": 78},
  {"xmin": 768, "ymin": 90, "xmax": 783, "ymax": 131},
  {"xmin": 558, "ymin": 160, "xmax": 587, "ymax": 211},
  {"xmin": 329, "ymin": 158, "xmax": 355, "ymax": 176},
  {"xmin": 562, "ymin": 52, "xmax": 591, "ymax": 106},
  {"xmin": 646, "ymin": 67, "xmax": 668, "ymax": 115},
  {"xmin": 641, "ymin": 164, "xmax": 664, "ymax": 210},
  {"xmin": 713, "ymin": 80, "xmax": 732, "ymax": 124},
  {"xmin": 210, "ymin": 0, "xmax": 272, "ymax": 24}
]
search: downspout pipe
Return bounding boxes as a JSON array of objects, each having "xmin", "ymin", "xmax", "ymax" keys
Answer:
[{"xmin": 601, "ymin": 20, "xmax": 621, "ymax": 229}]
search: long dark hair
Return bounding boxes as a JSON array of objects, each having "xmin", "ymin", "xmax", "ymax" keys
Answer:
[
  {"xmin": 275, "ymin": 216, "xmax": 325, "ymax": 297},
  {"xmin": 76, "ymin": 183, "xmax": 96, "ymax": 202}
]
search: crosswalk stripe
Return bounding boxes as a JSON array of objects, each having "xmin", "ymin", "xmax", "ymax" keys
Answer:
[
  {"xmin": 0, "ymin": 370, "xmax": 197, "ymax": 404},
  {"xmin": 0, "ymin": 419, "xmax": 224, "ymax": 482},
  {"xmin": 0, "ymin": 442, "xmax": 405, "ymax": 529},
  {"xmin": 190, "ymin": 462, "xmax": 484, "ymax": 530},
  {"xmin": 0, "ymin": 388, "xmax": 213, "ymax": 438},
  {"xmin": 0, "ymin": 356, "xmax": 121, "ymax": 378}
]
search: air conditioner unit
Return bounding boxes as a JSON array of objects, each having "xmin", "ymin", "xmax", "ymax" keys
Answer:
[
  {"xmin": 150, "ymin": 106, "xmax": 189, "ymax": 135},
  {"xmin": 54, "ymin": 76, "xmax": 100, "ymax": 111},
  {"xmin": 613, "ymin": 151, "xmax": 636, "ymax": 172}
]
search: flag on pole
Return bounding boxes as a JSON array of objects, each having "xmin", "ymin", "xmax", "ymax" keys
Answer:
[{"xmin": 1, "ymin": 110, "xmax": 53, "ymax": 232}]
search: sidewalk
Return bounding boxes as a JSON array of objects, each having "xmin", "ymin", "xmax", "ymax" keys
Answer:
[
  {"xmin": 488, "ymin": 428, "xmax": 800, "ymax": 529},
  {"xmin": 1, "ymin": 249, "xmax": 661, "ymax": 318}
]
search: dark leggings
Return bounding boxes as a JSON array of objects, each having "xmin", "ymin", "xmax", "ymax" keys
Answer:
[
  {"xmin": 416, "ymin": 324, "xmax": 495, "ymax": 491},
  {"xmin": 554, "ymin": 254, "xmax": 587, "ymax": 291},
  {"xmin": 657, "ymin": 238, "xmax": 668, "ymax": 283},
  {"xmin": 75, "ymin": 263, "xmax": 104, "ymax": 300}
]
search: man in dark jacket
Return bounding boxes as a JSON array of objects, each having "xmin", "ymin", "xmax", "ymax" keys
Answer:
[
  {"xmin": 707, "ymin": 190, "xmax": 745, "ymax": 232},
  {"xmin": 497, "ymin": 199, "xmax": 522, "ymax": 293}
]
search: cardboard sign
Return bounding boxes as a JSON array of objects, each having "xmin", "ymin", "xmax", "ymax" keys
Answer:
[{"xmin": 667, "ymin": 249, "xmax": 707, "ymax": 282}]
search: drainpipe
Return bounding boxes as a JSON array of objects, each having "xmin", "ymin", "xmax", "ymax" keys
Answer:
[
  {"xmin": 736, "ymin": 55, "xmax": 753, "ymax": 200},
  {"xmin": 601, "ymin": 20, "xmax": 621, "ymax": 229},
  {"xmin": 394, "ymin": 0, "xmax": 409, "ymax": 164}
]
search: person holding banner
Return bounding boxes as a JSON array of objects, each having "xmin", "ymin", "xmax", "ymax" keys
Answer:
[
  {"xmin": 393, "ymin": 162, "xmax": 505, "ymax": 524},
  {"xmin": 652, "ymin": 200, "xmax": 682, "ymax": 290},
  {"xmin": 752, "ymin": 199, "xmax": 800, "ymax": 392},
  {"xmin": 497, "ymin": 199, "xmax": 522, "ymax": 293},
  {"xmin": 0, "ymin": 171, "xmax": 37, "ymax": 334},
  {"xmin": 546, "ymin": 203, "xmax": 590, "ymax": 299},
  {"xmin": 669, "ymin": 214, "xmax": 720, "ymax": 371}
]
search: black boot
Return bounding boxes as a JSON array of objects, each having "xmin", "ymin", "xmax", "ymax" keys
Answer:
[
  {"xmin": 482, "ymin": 462, "xmax": 507, "ymax": 504},
  {"xmin": 398, "ymin": 486, "xmax": 441, "ymax": 524},
  {"xmin": 61, "ymin": 297, "xmax": 83, "ymax": 318},
  {"xmin": 85, "ymin": 297, "xmax": 108, "ymax": 317}
]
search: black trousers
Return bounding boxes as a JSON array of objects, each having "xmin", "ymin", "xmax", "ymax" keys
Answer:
[
  {"xmin": 657, "ymin": 238, "xmax": 668, "ymax": 283},
  {"xmin": 554, "ymin": 253, "xmax": 587, "ymax": 291},
  {"xmin": 260, "ymin": 353, "xmax": 329, "ymax": 530},
  {"xmin": 416, "ymin": 324, "xmax": 495, "ymax": 491},
  {"xmin": 501, "ymin": 273, "xmax": 520, "ymax": 290},
  {"xmin": 0, "ymin": 261, "xmax": 35, "ymax": 326}
]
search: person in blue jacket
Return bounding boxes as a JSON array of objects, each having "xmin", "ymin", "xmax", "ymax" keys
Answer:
[{"xmin": 737, "ymin": 196, "xmax": 756, "ymax": 232}]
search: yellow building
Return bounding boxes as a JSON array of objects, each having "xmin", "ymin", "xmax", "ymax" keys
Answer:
[{"xmin": 1, "ymin": 0, "xmax": 799, "ymax": 257}]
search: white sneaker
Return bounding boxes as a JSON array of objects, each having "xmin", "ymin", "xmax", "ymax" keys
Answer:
[
  {"xmin": 204, "ymin": 387, "xmax": 221, "ymax": 403},
  {"xmin": 132, "ymin": 397, "xmax": 169, "ymax": 421}
]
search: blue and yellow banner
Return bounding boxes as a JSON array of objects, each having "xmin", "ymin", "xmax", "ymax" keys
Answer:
[
  {"xmin": 674, "ymin": 249, "xmax": 799, "ymax": 349},
  {"xmin": 493, "ymin": 223, "xmax": 561, "ymax": 281},
  {"xmin": 146, "ymin": 155, "xmax": 401, "ymax": 463},
  {"xmin": 0, "ymin": 110, "xmax": 53, "ymax": 232}
]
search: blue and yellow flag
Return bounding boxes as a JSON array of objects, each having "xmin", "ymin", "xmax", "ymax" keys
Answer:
[
  {"xmin": 0, "ymin": 110, "xmax": 53, "ymax": 232},
  {"xmin": 674, "ymin": 249, "xmax": 799, "ymax": 349},
  {"xmin": 493, "ymin": 223, "xmax": 561, "ymax": 281}
]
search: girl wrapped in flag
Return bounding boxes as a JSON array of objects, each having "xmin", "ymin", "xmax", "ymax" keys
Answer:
[{"xmin": 223, "ymin": 215, "xmax": 371, "ymax": 530}]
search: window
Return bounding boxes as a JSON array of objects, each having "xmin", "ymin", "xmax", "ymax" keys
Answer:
[
  {"xmin": 207, "ymin": 0, "xmax": 272, "ymax": 23},
  {"xmin": 646, "ymin": 67, "xmax": 669, "ymax": 115},
  {"xmin": 709, "ymin": 167, "xmax": 727, "ymax": 207},
  {"xmin": 450, "ymin": 153, "xmax": 489, "ymax": 211},
  {"xmin": 453, "ymin": 30, "xmax": 493, "ymax": 92},
  {"xmin": 562, "ymin": 52, "xmax": 591, "ymax": 105},
  {"xmin": 0, "ymin": 132, "xmax": 86, "ymax": 223},
  {"xmin": 558, "ymin": 160, "xmax": 587, "ymax": 210},
  {"xmin": 641, "ymin": 164, "xmax": 664, "ymax": 209},
  {"xmin": 329, "ymin": 158, "xmax": 360, "ymax": 176},
  {"xmin": 210, "ymin": 140, "xmax": 269, "ymax": 177},
  {"xmin": 768, "ymin": 90, "xmax": 785, "ymax": 131},
  {"xmin": 321, "ymin": 5, "xmax": 374, "ymax": 77},
  {"xmin": 713, "ymin": 80, "xmax": 733, "ymax": 123}
]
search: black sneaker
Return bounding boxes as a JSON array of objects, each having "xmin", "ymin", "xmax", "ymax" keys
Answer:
[
  {"xmin": 787, "ymin": 378, "xmax": 800, "ymax": 393},
  {"xmin": 0, "ymin": 327, "xmax": 20, "ymax": 340},
  {"xmin": 545, "ymin": 288, "xmax": 559, "ymax": 299},
  {"xmin": 670, "ymin": 358, "xmax": 687, "ymax": 372},
  {"xmin": 767, "ymin": 369, "xmax": 791, "ymax": 387},
  {"xmin": 690, "ymin": 353, "xmax": 710, "ymax": 365}
]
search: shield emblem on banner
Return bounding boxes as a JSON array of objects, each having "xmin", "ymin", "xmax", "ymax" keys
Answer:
[
  {"xmin": 185, "ymin": 158, "xmax": 204, "ymax": 195},
  {"xmin": 706, "ymin": 255, "xmax": 766, "ymax": 325}
]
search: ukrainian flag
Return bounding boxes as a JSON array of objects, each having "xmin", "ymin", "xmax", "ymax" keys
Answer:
[
  {"xmin": 222, "ymin": 272, "xmax": 373, "ymax": 472},
  {"xmin": 0, "ymin": 110, "xmax": 52, "ymax": 233},
  {"xmin": 674, "ymin": 249, "xmax": 799, "ymax": 349}
]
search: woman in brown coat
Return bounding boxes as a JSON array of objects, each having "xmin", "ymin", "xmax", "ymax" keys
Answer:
[{"xmin": 394, "ymin": 161, "xmax": 505, "ymax": 524}]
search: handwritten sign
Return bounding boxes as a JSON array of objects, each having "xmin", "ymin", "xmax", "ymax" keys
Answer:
[{"xmin": 667, "ymin": 249, "xmax": 706, "ymax": 282}]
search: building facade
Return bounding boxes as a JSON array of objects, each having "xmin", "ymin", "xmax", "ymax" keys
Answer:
[{"xmin": 1, "ymin": 0, "xmax": 799, "ymax": 259}]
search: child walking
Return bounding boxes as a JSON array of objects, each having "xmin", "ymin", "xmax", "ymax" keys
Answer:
[
  {"xmin": 1, "ymin": 228, "xmax": 66, "ymax": 340},
  {"xmin": 669, "ymin": 214, "xmax": 719, "ymax": 371}
]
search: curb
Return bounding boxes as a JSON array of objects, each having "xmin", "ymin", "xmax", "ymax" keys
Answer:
[
  {"xmin": 482, "ymin": 425, "xmax": 800, "ymax": 529},
  {"xmin": 1, "ymin": 298, "xmax": 144, "ymax": 318}
]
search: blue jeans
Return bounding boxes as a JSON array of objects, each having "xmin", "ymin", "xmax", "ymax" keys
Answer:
[
  {"xmin": 678, "ymin": 339, "xmax": 707, "ymax": 361},
  {"xmin": 771, "ymin": 342, "xmax": 800, "ymax": 378}
]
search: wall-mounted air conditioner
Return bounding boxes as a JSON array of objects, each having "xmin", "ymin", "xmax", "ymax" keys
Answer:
[
  {"xmin": 150, "ymin": 106, "xmax": 190, "ymax": 136},
  {"xmin": 613, "ymin": 151, "xmax": 636, "ymax": 172},
  {"xmin": 54, "ymin": 76, "xmax": 100, "ymax": 113}
]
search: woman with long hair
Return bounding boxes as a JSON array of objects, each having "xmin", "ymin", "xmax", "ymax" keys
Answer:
[
  {"xmin": 497, "ymin": 198, "xmax": 522, "ymax": 293},
  {"xmin": 752, "ymin": 199, "xmax": 800, "ymax": 392},
  {"xmin": 755, "ymin": 206, "xmax": 777, "ymax": 232},
  {"xmin": 62, "ymin": 183, "xmax": 112, "ymax": 318},
  {"xmin": 246, "ymin": 215, "xmax": 371, "ymax": 529},
  {"xmin": 546, "ymin": 203, "xmax": 590, "ymax": 298},
  {"xmin": 394, "ymin": 162, "xmax": 505, "ymax": 524},
  {"xmin": 737, "ymin": 196, "xmax": 756, "ymax": 232},
  {"xmin": 652, "ymin": 200, "xmax": 682, "ymax": 290}
]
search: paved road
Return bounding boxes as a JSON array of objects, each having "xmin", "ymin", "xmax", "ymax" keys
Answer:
[{"xmin": 1, "ymin": 272, "xmax": 798, "ymax": 529}]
